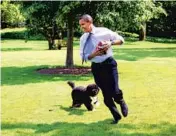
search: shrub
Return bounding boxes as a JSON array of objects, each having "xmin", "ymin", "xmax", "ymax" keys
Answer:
[
  {"xmin": 1, "ymin": 28, "xmax": 139, "ymax": 41},
  {"xmin": 146, "ymin": 36, "xmax": 176, "ymax": 43},
  {"xmin": 1, "ymin": 31, "xmax": 26, "ymax": 39},
  {"xmin": 1, "ymin": 29, "xmax": 45, "ymax": 40},
  {"xmin": 117, "ymin": 31, "xmax": 139, "ymax": 38}
]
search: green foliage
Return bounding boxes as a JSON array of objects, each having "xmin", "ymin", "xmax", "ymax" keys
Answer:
[
  {"xmin": 95, "ymin": 1, "xmax": 166, "ymax": 32},
  {"xmin": 1, "ymin": 31, "xmax": 26, "ymax": 39},
  {"xmin": 1, "ymin": 28, "xmax": 45, "ymax": 40},
  {"xmin": 23, "ymin": 1, "xmax": 64, "ymax": 39},
  {"xmin": 146, "ymin": 36, "xmax": 176, "ymax": 44},
  {"xmin": 147, "ymin": 1, "xmax": 176, "ymax": 37},
  {"xmin": 1, "ymin": 0, "xmax": 24, "ymax": 28},
  {"xmin": 117, "ymin": 31, "xmax": 139, "ymax": 38}
]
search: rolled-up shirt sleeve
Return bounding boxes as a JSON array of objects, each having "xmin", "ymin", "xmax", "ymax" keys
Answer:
[{"xmin": 110, "ymin": 31, "xmax": 124, "ymax": 45}]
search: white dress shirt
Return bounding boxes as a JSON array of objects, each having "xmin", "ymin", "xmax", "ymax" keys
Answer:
[{"xmin": 80, "ymin": 25, "xmax": 124, "ymax": 63}]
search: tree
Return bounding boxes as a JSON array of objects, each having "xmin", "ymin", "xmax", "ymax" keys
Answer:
[
  {"xmin": 137, "ymin": 1, "xmax": 166, "ymax": 40},
  {"xmin": 22, "ymin": 1, "xmax": 166, "ymax": 68},
  {"xmin": 95, "ymin": 1, "xmax": 166, "ymax": 41},
  {"xmin": 61, "ymin": 1, "xmax": 166, "ymax": 67},
  {"xmin": 1, "ymin": 0, "xmax": 24, "ymax": 28},
  {"xmin": 59, "ymin": 1, "xmax": 109, "ymax": 67},
  {"xmin": 23, "ymin": 1, "xmax": 65, "ymax": 50},
  {"xmin": 147, "ymin": 1, "xmax": 176, "ymax": 38}
]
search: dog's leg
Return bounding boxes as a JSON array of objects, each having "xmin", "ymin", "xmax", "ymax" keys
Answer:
[
  {"xmin": 71, "ymin": 100, "xmax": 83, "ymax": 108},
  {"xmin": 71, "ymin": 91, "xmax": 83, "ymax": 108},
  {"xmin": 83, "ymin": 97, "xmax": 94, "ymax": 111},
  {"xmin": 84, "ymin": 102, "xmax": 94, "ymax": 111}
]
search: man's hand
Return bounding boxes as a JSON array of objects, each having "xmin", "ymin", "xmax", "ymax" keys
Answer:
[
  {"xmin": 88, "ymin": 41, "xmax": 112, "ymax": 60},
  {"xmin": 88, "ymin": 49, "xmax": 106, "ymax": 60},
  {"xmin": 104, "ymin": 41, "xmax": 112, "ymax": 48},
  {"xmin": 97, "ymin": 41, "xmax": 112, "ymax": 49}
]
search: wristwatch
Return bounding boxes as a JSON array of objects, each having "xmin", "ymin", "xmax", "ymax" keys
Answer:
[{"xmin": 111, "ymin": 41, "xmax": 115, "ymax": 45}]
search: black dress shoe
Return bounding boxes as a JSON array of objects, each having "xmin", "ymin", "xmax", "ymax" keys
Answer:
[{"xmin": 120, "ymin": 100, "xmax": 128, "ymax": 117}]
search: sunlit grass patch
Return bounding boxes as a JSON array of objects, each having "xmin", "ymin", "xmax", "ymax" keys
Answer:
[{"xmin": 1, "ymin": 39, "xmax": 176, "ymax": 136}]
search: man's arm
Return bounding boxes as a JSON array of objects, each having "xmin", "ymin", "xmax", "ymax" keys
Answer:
[
  {"xmin": 111, "ymin": 39, "xmax": 123, "ymax": 46},
  {"xmin": 110, "ymin": 30, "xmax": 124, "ymax": 46},
  {"xmin": 88, "ymin": 31, "xmax": 124, "ymax": 60}
]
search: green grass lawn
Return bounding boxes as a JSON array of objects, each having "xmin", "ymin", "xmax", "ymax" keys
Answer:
[{"xmin": 1, "ymin": 39, "xmax": 176, "ymax": 136}]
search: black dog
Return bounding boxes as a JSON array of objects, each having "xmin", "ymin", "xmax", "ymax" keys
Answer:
[{"xmin": 67, "ymin": 81, "xmax": 100, "ymax": 111}]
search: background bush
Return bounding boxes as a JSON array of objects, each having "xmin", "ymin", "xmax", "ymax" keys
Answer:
[{"xmin": 1, "ymin": 28, "xmax": 45, "ymax": 40}]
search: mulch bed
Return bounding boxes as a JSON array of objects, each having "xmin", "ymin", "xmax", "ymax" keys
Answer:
[{"xmin": 37, "ymin": 67, "xmax": 91, "ymax": 75}]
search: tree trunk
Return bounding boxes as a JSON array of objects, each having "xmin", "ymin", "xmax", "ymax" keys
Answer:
[
  {"xmin": 139, "ymin": 22, "xmax": 146, "ymax": 41},
  {"xmin": 48, "ymin": 38, "xmax": 55, "ymax": 50},
  {"xmin": 66, "ymin": 13, "xmax": 74, "ymax": 68},
  {"xmin": 1, "ymin": 21, "xmax": 8, "ymax": 29}
]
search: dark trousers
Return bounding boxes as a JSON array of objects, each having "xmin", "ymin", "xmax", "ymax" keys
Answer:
[{"xmin": 91, "ymin": 57, "xmax": 123, "ymax": 120}]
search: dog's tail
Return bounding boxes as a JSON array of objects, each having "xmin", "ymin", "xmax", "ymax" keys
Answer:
[{"xmin": 67, "ymin": 81, "xmax": 75, "ymax": 89}]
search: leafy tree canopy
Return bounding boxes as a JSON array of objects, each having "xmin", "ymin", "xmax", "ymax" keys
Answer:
[{"xmin": 1, "ymin": 0, "xmax": 24, "ymax": 28}]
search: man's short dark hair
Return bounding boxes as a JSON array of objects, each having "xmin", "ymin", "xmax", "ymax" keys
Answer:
[{"xmin": 79, "ymin": 14, "xmax": 93, "ymax": 23}]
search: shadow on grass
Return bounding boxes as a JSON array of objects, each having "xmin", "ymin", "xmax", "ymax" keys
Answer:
[
  {"xmin": 56, "ymin": 105, "xmax": 87, "ymax": 115},
  {"xmin": 1, "ymin": 48, "xmax": 33, "ymax": 51},
  {"xmin": 2, "ymin": 47, "xmax": 176, "ymax": 85},
  {"xmin": 113, "ymin": 47, "xmax": 176, "ymax": 61},
  {"xmin": 2, "ymin": 121, "xmax": 176, "ymax": 136},
  {"xmin": 1, "ymin": 65, "xmax": 92, "ymax": 86}
]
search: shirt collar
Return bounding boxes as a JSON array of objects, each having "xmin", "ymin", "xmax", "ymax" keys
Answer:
[{"xmin": 90, "ymin": 25, "xmax": 96, "ymax": 34}]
